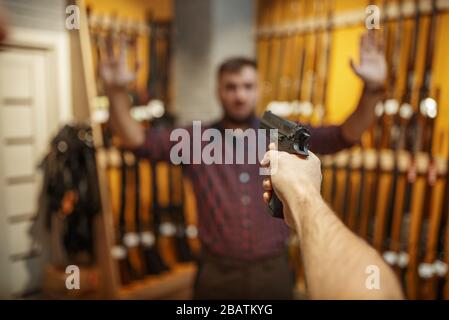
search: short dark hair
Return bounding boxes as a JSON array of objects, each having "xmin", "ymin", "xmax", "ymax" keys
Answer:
[{"xmin": 217, "ymin": 57, "xmax": 258, "ymax": 78}]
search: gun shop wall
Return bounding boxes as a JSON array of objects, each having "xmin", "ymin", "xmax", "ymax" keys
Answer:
[{"xmin": 1, "ymin": 0, "xmax": 449, "ymax": 301}]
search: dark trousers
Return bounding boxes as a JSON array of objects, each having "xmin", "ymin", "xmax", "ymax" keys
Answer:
[{"xmin": 193, "ymin": 250, "xmax": 294, "ymax": 300}]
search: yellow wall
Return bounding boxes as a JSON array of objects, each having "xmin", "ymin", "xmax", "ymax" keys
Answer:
[
  {"xmin": 257, "ymin": 0, "xmax": 449, "ymax": 156},
  {"xmin": 84, "ymin": 0, "xmax": 172, "ymax": 20}
]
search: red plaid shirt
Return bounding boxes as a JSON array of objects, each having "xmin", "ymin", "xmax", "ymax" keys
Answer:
[{"xmin": 134, "ymin": 117, "xmax": 352, "ymax": 260}]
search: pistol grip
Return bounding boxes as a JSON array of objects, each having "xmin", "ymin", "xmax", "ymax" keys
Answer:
[{"xmin": 268, "ymin": 192, "xmax": 284, "ymax": 219}]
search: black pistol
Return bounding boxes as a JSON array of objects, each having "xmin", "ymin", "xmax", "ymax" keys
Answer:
[{"xmin": 260, "ymin": 111, "xmax": 311, "ymax": 219}]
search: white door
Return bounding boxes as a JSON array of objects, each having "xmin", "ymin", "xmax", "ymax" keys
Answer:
[{"xmin": 0, "ymin": 47, "xmax": 53, "ymax": 298}]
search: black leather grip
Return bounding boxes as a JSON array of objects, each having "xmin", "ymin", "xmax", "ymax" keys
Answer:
[{"xmin": 268, "ymin": 192, "xmax": 284, "ymax": 219}]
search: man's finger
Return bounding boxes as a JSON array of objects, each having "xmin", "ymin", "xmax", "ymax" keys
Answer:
[
  {"xmin": 309, "ymin": 151, "xmax": 320, "ymax": 163},
  {"xmin": 349, "ymin": 59, "xmax": 362, "ymax": 78},
  {"xmin": 105, "ymin": 31, "xmax": 116, "ymax": 62},
  {"xmin": 97, "ymin": 35, "xmax": 110, "ymax": 64},
  {"xmin": 263, "ymin": 178, "xmax": 272, "ymax": 191},
  {"xmin": 119, "ymin": 33, "xmax": 128, "ymax": 65},
  {"xmin": 260, "ymin": 149, "xmax": 278, "ymax": 166},
  {"xmin": 263, "ymin": 191, "xmax": 272, "ymax": 204}
]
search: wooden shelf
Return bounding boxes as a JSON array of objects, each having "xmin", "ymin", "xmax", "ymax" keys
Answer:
[
  {"xmin": 118, "ymin": 263, "xmax": 196, "ymax": 300},
  {"xmin": 42, "ymin": 265, "xmax": 101, "ymax": 299},
  {"xmin": 42, "ymin": 262, "xmax": 196, "ymax": 299}
]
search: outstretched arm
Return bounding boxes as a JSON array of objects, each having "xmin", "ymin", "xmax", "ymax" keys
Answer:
[
  {"xmin": 99, "ymin": 35, "xmax": 145, "ymax": 149},
  {"xmin": 261, "ymin": 147, "xmax": 403, "ymax": 300}
]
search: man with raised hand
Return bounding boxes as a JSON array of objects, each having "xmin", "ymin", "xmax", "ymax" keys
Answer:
[{"xmin": 100, "ymin": 31, "xmax": 386, "ymax": 299}]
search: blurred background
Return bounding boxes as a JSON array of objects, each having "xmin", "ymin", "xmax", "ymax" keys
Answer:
[{"xmin": 0, "ymin": 0, "xmax": 449, "ymax": 299}]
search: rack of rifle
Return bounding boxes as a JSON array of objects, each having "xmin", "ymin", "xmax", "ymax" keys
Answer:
[
  {"xmin": 257, "ymin": 0, "xmax": 449, "ymax": 125},
  {"xmin": 318, "ymin": 0, "xmax": 448, "ymax": 300},
  {"xmin": 83, "ymin": 7, "xmax": 200, "ymax": 298},
  {"xmin": 257, "ymin": 0, "xmax": 334, "ymax": 124},
  {"xmin": 103, "ymin": 146, "xmax": 200, "ymax": 290},
  {"xmin": 258, "ymin": 0, "xmax": 449, "ymax": 299},
  {"xmin": 86, "ymin": 8, "xmax": 173, "ymax": 118}
]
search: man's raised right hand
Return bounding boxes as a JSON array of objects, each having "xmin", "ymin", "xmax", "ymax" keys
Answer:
[{"xmin": 98, "ymin": 34, "xmax": 139, "ymax": 92}]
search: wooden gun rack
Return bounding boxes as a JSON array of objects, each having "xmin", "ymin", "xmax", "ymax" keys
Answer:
[
  {"xmin": 46, "ymin": 0, "xmax": 197, "ymax": 299},
  {"xmin": 321, "ymin": 149, "xmax": 449, "ymax": 300}
]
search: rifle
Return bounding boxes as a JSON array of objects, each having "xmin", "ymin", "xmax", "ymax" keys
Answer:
[
  {"xmin": 256, "ymin": 0, "xmax": 272, "ymax": 109},
  {"xmin": 125, "ymin": 19, "xmax": 141, "ymax": 106},
  {"xmin": 382, "ymin": 0, "xmax": 405, "ymax": 244},
  {"xmin": 362, "ymin": 103, "xmax": 384, "ymax": 242},
  {"xmin": 354, "ymin": 148, "xmax": 367, "ymax": 235},
  {"xmin": 86, "ymin": 7, "xmax": 102, "ymax": 97},
  {"xmin": 435, "ymin": 152, "xmax": 449, "ymax": 299},
  {"xmin": 357, "ymin": 1, "xmax": 386, "ymax": 243},
  {"xmin": 366, "ymin": 0, "xmax": 402, "ymax": 246},
  {"xmin": 90, "ymin": 13, "xmax": 116, "ymax": 148},
  {"xmin": 144, "ymin": 12, "xmax": 170, "ymax": 106},
  {"xmin": 376, "ymin": 0, "xmax": 404, "ymax": 253},
  {"xmin": 162, "ymin": 22, "xmax": 172, "ymax": 109},
  {"xmin": 379, "ymin": 0, "xmax": 403, "ymax": 149},
  {"xmin": 345, "ymin": 150, "xmax": 364, "ymax": 231},
  {"xmin": 272, "ymin": 27, "xmax": 288, "ymax": 102},
  {"xmin": 396, "ymin": 111, "xmax": 423, "ymax": 296},
  {"xmin": 383, "ymin": 103, "xmax": 413, "ymax": 266},
  {"xmin": 407, "ymin": 0, "xmax": 439, "ymax": 299},
  {"xmin": 329, "ymin": 155, "xmax": 338, "ymax": 210},
  {"xmin": 112, "ymin": 150, "xmax": 134, "ymax": 285},
  {"xmin": 419, "ymin": 117, "xmax": 443, "ymax": 300},
  {"xmin": 294, "ymin": 39, "xmax": 307, "ymax": 108},
  {"xmin": 372, "ymin": 110, "xmax": 400, "ymax": 252},
  {"xmin": 417, "ymin": 77, "xmax": 439, "ymax": 301},
  {"xmin": 301, "ymin": 0, "xmax": 322, "ymax": 124},
  {"xmin": 315, "ymin": 0, "xmax": 333, "ymax": 124},
  {"xmin": 260, "ymin": 30, "xmax": 275, "ymax": 112},
  {"xmin": 123, "ymin": 154, "xmax": 145, "ymax": 280},
  {"xmin": 282, "ymin": 0, "xmax": 303, "ymax": 104},
  {"xmin": 135, "ymin": 157, "xmax": 168, "ymax": 275},
  {"xmin": 389, "ymin": 0, "xmax": 421, "ymax": 293},
  {"xmin": 341, "ymin": 149, "xmax": 353, "ymax": 225},
  {"xmin": 260, "ymin": 0, "xmax": 278, "ymax": 111},
  {"xmin": 410, "ymin": 103, "xmax": 438, "ymax": 299},
  {"xmin": 170, "ymin": 165, "xmax": 195, "ymax": 262},
  {"xmin": 152, "ymin": 21, "xmax": 171, "ymax": 106},
  {"xmin": 146, "ymin": 12, "xmax": 158, "ymax": 102},
  {"xmin": 320, "ymin": 154, "xmax": 334, "ymax": 204},
  {"xmin": 149, "ymin": 160, "xmax": 170, "ymax": 272},
  {"xmin": 267, "ymin": 0, "xmax": 295, "ymax": 115},
  {"xmin": 290, "ymin": 0, "xmax": 308, "ymax": 119},
  {"xmin": 380, "ymin": 0, "xmax": 393, "ymax": 103},
  {"xmin": 267, "ymin": 30, "xmax": 288, "ymax": 115},
  {"xmin": 310, "ymin": 0, "xmax": 334, "ymax": 210}
]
